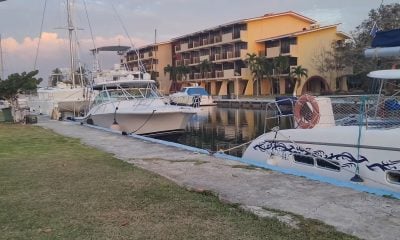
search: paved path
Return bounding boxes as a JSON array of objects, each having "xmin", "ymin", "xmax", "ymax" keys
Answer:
[{"xmin": 37, "ymin": 118, "xmax": 400, "ymax": 240}]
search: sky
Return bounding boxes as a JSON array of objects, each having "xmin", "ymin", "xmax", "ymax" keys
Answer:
[{"xmin": 0, "ymin": 0, "xmax": 396, "ymax": 82}]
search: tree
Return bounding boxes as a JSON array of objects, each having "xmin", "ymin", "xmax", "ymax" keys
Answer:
[
  {"xmin": 198, "ymin": 59, "xmax": 213, "ymax": 78},
  {"xmin": 348, "ymin": 3, "xmax": 400, "ymax": 74},
  {"xmin": 0, "ymin": 70, "xmax": 42, "ymax": 121},
  {"xmin": 176, "ymin": 65, "xmax": 191, "ymax": 81},
  {"xmin": 290, "ymin": 65, "xmax": 308, "ymax": 97},
  {"xmin": 245, "ymin": 53, "xmax": 272, "ymax": 96}
]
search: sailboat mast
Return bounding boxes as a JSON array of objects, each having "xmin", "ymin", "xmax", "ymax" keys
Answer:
[
  {"xmin": 0, "ymin": 34, "xmax": 4, "ymax": 80},
  {"xmin": 66, "ymin": 0, "xmax": 76, "ymax": 88}
]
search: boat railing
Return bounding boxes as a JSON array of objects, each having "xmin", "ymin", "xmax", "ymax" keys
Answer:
[
  {"xmin": 262, "ymin": 94, "xmax": 400, "ymax": 132},
  {"xmin": 264, "ymin": 97, "xmax": 296, "ymax": 132},
  {"xmin": 333, "ymin": 94, "xmax": 400, "ymax": 129}
]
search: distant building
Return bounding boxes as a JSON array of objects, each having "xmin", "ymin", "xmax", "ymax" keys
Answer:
[
  {"xmin": 126, "ymin": 41, "xmax": 172, "ymax": 94},
  {"xmin": 125, "ymin": 11, "xmax": 351, "ymax": 97}
]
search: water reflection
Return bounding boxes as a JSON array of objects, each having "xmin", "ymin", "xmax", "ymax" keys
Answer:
[{"xmin": 171, "ymin": 106, "xmax": 269, "ymax": 157}]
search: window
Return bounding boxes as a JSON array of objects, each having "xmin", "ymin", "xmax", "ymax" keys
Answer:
[
  {"xmin": 293, "ymin": 154, "xmax": 314, "ymax": 166},
  {"xmin": 316, "ymin": 158, "xmax": 340, "ymax": 171},
  {"xmin": 387, "ymin": 171, "xmax": 400, "ymax": 185}
]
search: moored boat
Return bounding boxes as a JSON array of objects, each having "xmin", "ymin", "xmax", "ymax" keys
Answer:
[
  {"xmin": 169, "ymin": 86, "xmax": 215, "ymax": 107},
  {"xmin": 243, "ymin": 70, "xmax": 400, "ymax": 194}
]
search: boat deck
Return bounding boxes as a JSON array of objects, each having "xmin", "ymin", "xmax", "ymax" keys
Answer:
[{"xmin": 37, "ymin": 116, "xmax": 400, "ymax": 240}]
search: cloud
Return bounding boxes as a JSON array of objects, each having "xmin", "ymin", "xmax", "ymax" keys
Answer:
[{"xmin": 1, "ymin": 32, "xmax": 147, "ymax": 80}]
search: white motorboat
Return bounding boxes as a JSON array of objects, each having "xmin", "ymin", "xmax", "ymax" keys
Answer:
[
  {"xmin": 242, "ymin": 69, "xmax": 400, "ymax": 195},
  {"xmin": 169, "ymin": 86, "xmax": 215, "ymax": 107},
  {"xmin": 85, "ymin": 68, "xmax": 196, "ymax": 136}
]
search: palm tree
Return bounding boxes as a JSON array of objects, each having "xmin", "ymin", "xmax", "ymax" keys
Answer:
[
  {"xmin": 176, "ymin": 65, "xmax": 191, "ymax": 81},
  {"xmin": 245, "ymin": 53, "xmax": 262, "ymax": 96},
  {"xmin": 198, "ymin": 59, "xmax": 213, "ymax": 78},
  {"xmin": 272, "ymin": 55, "xmax": 289, "ymax": 95},
  {"xmin": 290, "ymin": 65, "xmax": 308, "ymax": 97},
  {"xmin": 164, "ymin": 64, "xmax": 178, "ymax": 92}
]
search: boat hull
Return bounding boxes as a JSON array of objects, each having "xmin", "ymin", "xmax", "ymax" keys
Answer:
[
  {"xmin": 243, "ymin": 126, "xmax": 400, "ymax": 193},
  {"xmin": 87, "ymin": 99, "xmax": 196, "ymax": 136}
]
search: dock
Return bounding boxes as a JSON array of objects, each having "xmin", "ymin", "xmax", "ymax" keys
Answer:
[
  {"xmin": 37, "ymin": 117, "xmax": 400, "ymax": 240},
  {"xmin": 214, "ymin": 98, "xmax": 276, "ymax": 109}
]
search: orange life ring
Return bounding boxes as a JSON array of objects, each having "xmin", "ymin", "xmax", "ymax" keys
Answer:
[{"xmin": 294, "ymin": 94, "xmax": 320, "ymax": 129}]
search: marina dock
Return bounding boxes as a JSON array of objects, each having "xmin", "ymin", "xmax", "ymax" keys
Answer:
[{"xmin": 37, "ymin": 117, "xmax": 400, "ymax": 240}]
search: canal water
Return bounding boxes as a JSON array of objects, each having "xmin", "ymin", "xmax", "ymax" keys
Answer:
[{"xmin": 166, "ymin": 106, "xmax": 292, "ymax": 157}]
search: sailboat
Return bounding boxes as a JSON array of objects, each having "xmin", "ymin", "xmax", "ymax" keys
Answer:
[
  {"xmin": 27, "ymin": 0, "xmax": 92, "ymax": 119},
  {"xmin": 242, "ymin": 29, "xmax": 400, "ymax": 196}
]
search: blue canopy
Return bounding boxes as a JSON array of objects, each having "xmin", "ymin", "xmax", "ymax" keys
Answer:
[{"xmin": 371, "ymin": 29, "xmax": 400, "ymax": 48}]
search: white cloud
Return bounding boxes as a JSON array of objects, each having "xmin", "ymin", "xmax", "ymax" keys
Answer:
[{"xmin": 1, "ymin": 32, "xmax": 147, "ymax": 80}]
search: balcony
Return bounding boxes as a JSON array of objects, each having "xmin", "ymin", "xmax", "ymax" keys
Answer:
[
  {"xmin": 215, "ymin": 70, "xmax": 224, "ymax": 78},
  {"xmin": 204, "ymin": 72, "xmax": 212, "ymax": 79},
  {"xmin": 194, "ymin": 73, "xmax": 201, "ymax": 79},
  {"xmin": 223, "ymin": 69, "xmax": 235, "ymax": 78},
  {"xmin": 214, "ymin": 35, "xmax": 222, "ymax": 43},
  {"xmin": 266, "ymin": 46, "xmax": 280, "ymax": 58},
  {"xmin": 192, "ymin": 56, "xmax": 200, "ymax": 64},
  {"xmin": 200, "ymin": 55, "xmax": 210, "ymax": 61},
  {"xmin": 193, "ymin": 41, "xmax": 200, "ymax": 48},
  {"xmin": 175, "ymin": 60, "xmax": 182, "ymax": 66},
  {"xmin": 183, "ymin": 59, "xmax": 191, "ymax": 65},
  {"xmin": 180, "ymin": 43, "xmax": 188, "ymax": 52},
  {"xmin": 175, "ymin": 45, "xmax": 181, "ymax": 52},
  {"xmin": 222, "ymin": 32, "xmax": 233, "ymax": 43},
  {"xmin": 214, "ymin": 54, "xmax": 221, "ymax": 61},
  {"xmin": 267, "ymin": 44, "xmax": 298, "ymax": 58},
  {"xmin": 202, "ymin": 39, "xmax": 209, "ymax": 45}
]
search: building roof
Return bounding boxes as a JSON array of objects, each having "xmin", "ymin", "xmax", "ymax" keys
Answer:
[
  {"xmin": 255, "ymin": 24, "xmax": 346, "ymax": 42},
  {"xmin": 172, "ymin": 11, "xmax": 316, "ymax": 40}
]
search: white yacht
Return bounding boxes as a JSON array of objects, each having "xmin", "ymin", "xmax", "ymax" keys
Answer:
[
  {"xmin": 169, "ymin": 86, "xmax": 215, "ymax": 107},
  {"xmin": 85, "ymin": 69, "xmax": 196, "ymax": 136}
]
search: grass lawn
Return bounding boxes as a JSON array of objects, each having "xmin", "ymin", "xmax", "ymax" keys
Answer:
[{"xmin": 0, "ymin": 124, "xmax": 358, "ymax": 239}]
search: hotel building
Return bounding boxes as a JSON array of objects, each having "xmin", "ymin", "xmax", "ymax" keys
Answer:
[{"xmin": 126, "ymin": 11, "xmax": 351, "ymax": 97}]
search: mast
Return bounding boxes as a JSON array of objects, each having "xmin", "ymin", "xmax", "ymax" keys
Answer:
[
  {"xmin": 66, "ymin": 0, "xmax": 76, "ymax": 88},
  {"xmin": 0, "ymin": 34, "xmax": 4, "ymax": 80}
]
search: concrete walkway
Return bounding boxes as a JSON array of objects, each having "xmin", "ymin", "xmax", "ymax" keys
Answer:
[{"xmin": 37, "ymin": 118, "xmax": 400, "ymax": 240}]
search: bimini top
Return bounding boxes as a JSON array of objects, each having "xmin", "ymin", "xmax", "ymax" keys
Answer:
[
  {"xmin": 371, "ymin": 29, "xmax": 400, "ymax": 48},
  {"xmin": 367, "ymin": 69, "xmax": 400, "ymax": 80},
  {"xmin": 92, "ymin": 79, "xmax": 156, "ymax": 90}
]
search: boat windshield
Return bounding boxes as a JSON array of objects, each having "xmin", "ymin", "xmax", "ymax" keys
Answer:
[{"xmin": 184, "ymin": 87, "xmax": 208, "ymax": 96}]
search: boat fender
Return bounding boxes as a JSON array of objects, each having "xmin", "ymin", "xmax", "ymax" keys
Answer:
[{"xmin": 294, "ymin": 94, "xmax": 320, "ymax": 129}]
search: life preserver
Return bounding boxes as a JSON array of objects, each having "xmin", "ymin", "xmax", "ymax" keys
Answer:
[{"xmin": 294, "ymin": 94, "xmax": 320, "ymax": 129}]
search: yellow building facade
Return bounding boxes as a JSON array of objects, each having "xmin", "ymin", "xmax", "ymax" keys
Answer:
[
  {"xmin": 126, "ymin": 41, "xmax": 172, "ymax": 94},
  {"xmin": 126, "ymin": 11, "xmax": 351, "ymax": 97}
]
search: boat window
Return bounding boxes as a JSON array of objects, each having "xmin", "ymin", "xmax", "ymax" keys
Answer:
[
  {"xmin": 187, "ymin": 87, "xmax": 208, "ymax": 96},
  {"xmin": 293, "ymin": 154, "xmax": 314, "ymax": 166},
  {"xmin": 109, "ymin": 90, "xmax": 127, "ymax": 101},
  {"xmin": 93, "ymin": 91, "xmax": 109, "ymax": 105},
  {"xmin": 386, "ymin": 171, "xmax": 400, "ymax": 185},
  {"xmin": 316, "ymin": 158, "xmax": 340, "ymax": 171},
  {"xmin": 139, "ymin": 88, "xmax": 159, "ymax": 98},
  {"xmin": 125, "ymin": 89, "xmax": 144, "ymax": 98}
]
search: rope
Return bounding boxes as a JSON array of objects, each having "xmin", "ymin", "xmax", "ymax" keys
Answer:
[
  {"xmin": 110, "ymin": 1, "xmax": 146, "ymax": 73},
  {"xmin": 213, "ymin": 139, "xmax": 254, "ymax": 155},
  {"xmin": 34, "ymin": 0, "xmax": 48, "ymax": 70},
  {"xmin": 129, "ymin": 110, "xmax": 156, "ymax": 134}
]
